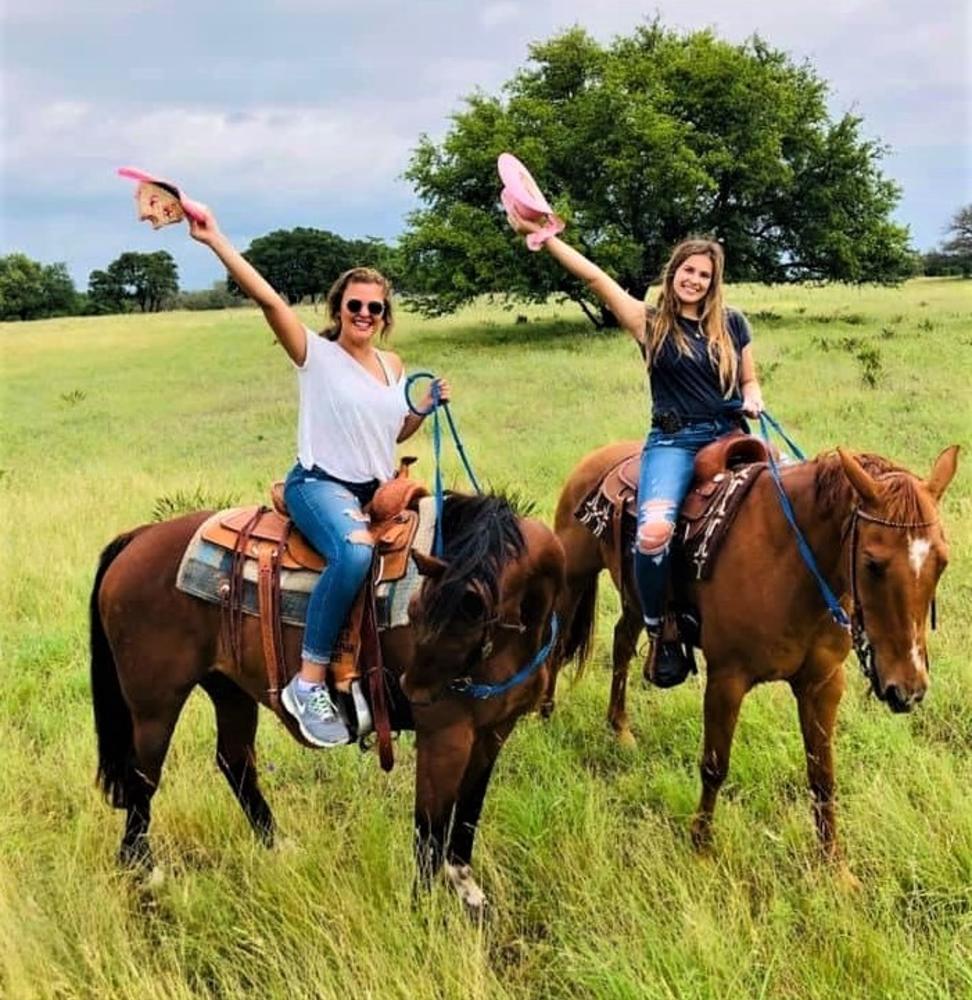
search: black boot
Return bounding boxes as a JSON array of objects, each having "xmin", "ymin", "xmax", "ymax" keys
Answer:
[{"xmin": 646, "ymin": 632, "xmax": 695, "ymax": 689}]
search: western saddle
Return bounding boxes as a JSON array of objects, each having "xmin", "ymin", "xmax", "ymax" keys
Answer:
[
  {"xmin": 576, "ymin": 431, "xmax": 772, "ymax": 626},
  {"xmin": 201, "ymin": 459, "xmax": 428, "ymax": 765}
]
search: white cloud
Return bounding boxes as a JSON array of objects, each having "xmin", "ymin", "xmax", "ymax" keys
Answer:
[
  {"xmin": 480, "ymin": 3, "xmax": 520, "ymax": 30},
  {"xmin": 3, "ymin": 99, "xmax": 420, "ymax": 201}
]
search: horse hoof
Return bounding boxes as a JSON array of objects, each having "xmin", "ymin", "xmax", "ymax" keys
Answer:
[
  {"xmin": 443, "ymin": 862, "xmax": 488, "ymax": 919},
  {"xmin": 615, "ymin": 728, "xmax": 637, "ymax": 750},
  {"xmin": 272, "ymin": 835, "xmax": 298, "ymax": 855},
  {"xmin": 834, "ymin": 861, "xmax": 862, "ymax": 893},
  {"xmin": 690, "ymin": 818, "xmax": 713, "ymax": 854},
  {"xmin": 145, "ymin": 865, "xmax": 166, "ymax": 890}
]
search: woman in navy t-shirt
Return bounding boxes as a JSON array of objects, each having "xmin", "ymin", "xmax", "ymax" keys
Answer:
[{"xmin": 506, "ymin": 216, "xmax": 764, "ymax": 688}]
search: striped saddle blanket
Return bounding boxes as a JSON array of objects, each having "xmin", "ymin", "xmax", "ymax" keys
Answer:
[{"xmin": 175, "ymin": 495, "xmax": 437, "ymax": 631}]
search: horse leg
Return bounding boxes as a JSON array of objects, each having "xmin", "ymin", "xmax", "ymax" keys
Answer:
[
  {"xmin": 608, "ymin": 601, "xmax": 642, "ymax": 747},
  {"xmin": 120, "ymin": 694, "xmax": 190, "ymax": 872},
  {"xmin": 541, "ymin": 570, "xmax": 593, "ymax": 718},
  {"xmin": 690, "ymin": 671, "xmax": 748, "ymax": 851},
  {"xmin": 442, "ymin": 721, "xmax": 516, "ymax": 915},
  {"xmin": 200, "ymin": 672, "xmax": 275, "ymax": 847},
  {"xmin": 413, "ymin": 719, "xmax": 475, "ymax": 893},
  {"xmin": 790, "ymin": 655, "xmax": 846, "ymax": 862}
]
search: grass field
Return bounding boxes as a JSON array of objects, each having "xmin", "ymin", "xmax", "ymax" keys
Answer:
[{"xmin": 1, "ymin": 279, "xmax": 970, "ymax": 999}]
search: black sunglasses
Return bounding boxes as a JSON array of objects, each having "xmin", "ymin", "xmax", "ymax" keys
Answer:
[{"xmin": 345, "ymin": 298, "xmax": 385, "ymax": 317}]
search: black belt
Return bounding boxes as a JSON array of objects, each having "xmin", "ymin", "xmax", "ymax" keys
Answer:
[{"xmin": 651, "ymin": 412, "xmax": 740, "ymax": 434}]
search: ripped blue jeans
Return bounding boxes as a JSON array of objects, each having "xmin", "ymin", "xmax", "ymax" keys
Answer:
[
  {"xmin": 633, "ymin": 417, "xmax": 738, "ymax": 629},
  {"xmin": 283, "ymin": 463, "xmax": 377, "ymax": 664}
]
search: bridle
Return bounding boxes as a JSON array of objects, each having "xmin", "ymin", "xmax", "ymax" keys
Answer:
[
  {"xmin": 446, "ymin": 612, "xmax": 559, "ymax": 700},
  {"xmin": 845, "ymin": 507, "xmax": 939, "ymax": 687}
]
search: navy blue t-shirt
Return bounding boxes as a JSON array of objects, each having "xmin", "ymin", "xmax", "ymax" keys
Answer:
[{"xmin": 641, "ymin": 308, "xmax": 752, "ymax": 420}]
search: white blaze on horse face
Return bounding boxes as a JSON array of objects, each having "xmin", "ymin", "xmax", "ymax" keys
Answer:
[
  {"xmin": 443, "ymin": 861, "xmax": 487, "ymax": 912},
  {"xmin": 908, "ymin": 535, "xmax": 932, "ymax": 580},
  {"xmin": 911, "ymin": 624, "xmax": 927, "ymax": 678}
]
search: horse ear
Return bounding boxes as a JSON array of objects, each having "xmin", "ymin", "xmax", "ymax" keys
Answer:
[
  {"xmin": 837, "ymin": 447, "xmax": 880, "ymax": 505},
  {"xmin": 412, "ymin": 550, "xmax": 448, "ymax": 579},
  {"xmin": 926, "ymin": 444, "xmax": 960, "ymax": 501}
]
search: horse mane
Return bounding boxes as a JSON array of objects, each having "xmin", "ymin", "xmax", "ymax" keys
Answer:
[
  {"xmin": 423, "ymin": 492, "xmax": 526, "ymax": 635},
  {"xmin": 815, "ymin": 451, "xmax": 927, "ymax": 522}
]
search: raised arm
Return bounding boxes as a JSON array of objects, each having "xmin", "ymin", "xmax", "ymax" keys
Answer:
[
  {"xmin": 507, "ymin": 206, "xmax": 647, "ymax": 343},
  {"xmin": 188, "ymin": 210, "xmax": 308, "ymax": 366}
]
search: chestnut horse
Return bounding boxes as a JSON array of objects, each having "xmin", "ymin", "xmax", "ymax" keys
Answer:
[
  {"xmin": 91, "ymin": 493, "xmax": 563, "ymax": 910},
  {"xmin": 549, "ymin": 442, "xmax": 958, "ymax": 858}
]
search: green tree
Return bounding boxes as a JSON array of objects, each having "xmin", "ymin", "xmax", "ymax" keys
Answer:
[
  {"xmin": 920, "ymin": 205, "xmax": 972, "ymax": 277},
  {"xmin": 401, "ymin": 23, "xmax": 913, "ymax": 326},
  {"xmin": 103, "ymin": 251, "xmax": 179, "ymax": 312},
  {"xmin": 40, "ymin": 262, "xmax": 79, "ymax": 316},
  {"xmin": 234, "ymin": 228, "xmax": 350, "ymax": 304},
  {"xmin": 942, "ymin": 204, "xmax": 972, "ymax": 256},
  {"xmin": 0, "ymin": 254, "xmax": 79, "ymax": 320},
  {"xmin": 0, "ymin": 254, "xmax": 47, "ymax": 320},
  {"xmin": 87, "ymin": 269, "xmax": 127, "ymax": 314}
]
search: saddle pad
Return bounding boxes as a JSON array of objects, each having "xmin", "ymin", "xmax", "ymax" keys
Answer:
[{"xmin": 175, "ymin": 496, "xmax": 437, "ymax": 630}]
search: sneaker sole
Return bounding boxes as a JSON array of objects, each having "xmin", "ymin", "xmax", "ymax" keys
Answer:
[{"xmin": 281, "ymin": 686, "xmax": 348, "ymax": 748}]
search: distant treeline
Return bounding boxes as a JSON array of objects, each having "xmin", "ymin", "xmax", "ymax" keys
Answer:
[{"xmin": 2, "ymin": 221, "xmax": 968, "ymax": 324}]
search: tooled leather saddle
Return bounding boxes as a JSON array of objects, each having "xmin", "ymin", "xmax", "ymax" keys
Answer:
[
  {"xmin": 575, "ymin": 432, "xmax": 771, "ymax": 639},
  {"xmin": 199, "ymin": 460, "xmax": 429, "ymax": 768}
]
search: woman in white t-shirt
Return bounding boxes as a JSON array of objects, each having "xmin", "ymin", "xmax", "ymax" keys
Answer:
[{"xmin": 190, "ymin": 209, "xmax": 448, "ymax": 748}]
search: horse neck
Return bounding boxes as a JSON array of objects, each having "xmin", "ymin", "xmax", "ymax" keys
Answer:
[{"xmin": 779, "ymin": 459, "xmax": 852, "ymax": 599}]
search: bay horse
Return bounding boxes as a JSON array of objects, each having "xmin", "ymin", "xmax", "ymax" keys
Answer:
[
  {"xmin": 549, "ymin": 441, "xmax": 958, "ymax": 859},
  {"xmin": 91, "ymin": 492, "xmax": 564, "ymax": 911}
]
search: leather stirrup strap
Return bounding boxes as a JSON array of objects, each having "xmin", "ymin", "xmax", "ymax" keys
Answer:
[
  {"xmin": 257, "ymin": 545, "xmax": 286, "ymax": 713},
  {"xmin": 225, "ymin": 506, "xmax": 267, "ymax": 671},
  {"xmin": 362, "ymin": 560, "xmax": 394, "ymax": 771}
]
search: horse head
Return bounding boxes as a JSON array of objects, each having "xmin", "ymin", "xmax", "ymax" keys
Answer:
[
  {"xmin": 837, "ymin": 445, "xmax": 959, "ymax": 713},
  {"xmin": 400, "ymin": 494, "xmax": 561, "ymax": 706}
]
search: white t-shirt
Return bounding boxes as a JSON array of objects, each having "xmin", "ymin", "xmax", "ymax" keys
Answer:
[{"xmin": 295, "ymin": 329, "xmax": 409, "ymax": 483}]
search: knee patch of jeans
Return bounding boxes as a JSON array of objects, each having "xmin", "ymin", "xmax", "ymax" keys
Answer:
[{"xmin": 637, "ymin": 521, "xmax": 674, "ymax": 558}]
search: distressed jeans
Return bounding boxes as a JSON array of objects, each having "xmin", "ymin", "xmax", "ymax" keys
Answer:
[
  {"xmin": 283, "ymin": 463, "xmax": 377, "ymax": 664},
  {"xmin": 634, "ymin": 417, "xmax": 739, "ymax": 628}
]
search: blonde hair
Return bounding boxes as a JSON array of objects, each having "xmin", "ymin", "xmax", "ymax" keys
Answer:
[
  {"xmin": 323, "ymin": 267, "xmax": 394, "ymax": 341},
  {"xmin": 645, "ymin": 238, "xmax": 738, "ymax": 395}
]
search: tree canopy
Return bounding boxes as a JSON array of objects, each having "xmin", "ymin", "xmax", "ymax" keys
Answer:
[
  {"xmin": 233, "ymin": 228, "xmax": 394, "ymax": 304},
  {"xmin": 920, "ymin": 204, "xmax": 972, "ymax": 277},
  {"xmin": 87, "ymin": 251, "xmax": 179, "ymax": 313},
  {"xmin": 0, "ymin": 254, "xmax": 78, "ymax": 321},
  {"xmin": 401, "ymin": 22, "xmax": 913, "ymax": 326}
]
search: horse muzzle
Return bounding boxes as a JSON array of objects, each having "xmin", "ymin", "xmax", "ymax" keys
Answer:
[{"xmin": 881, "ymin": 681, "xmax": 926, "ymax": 714}]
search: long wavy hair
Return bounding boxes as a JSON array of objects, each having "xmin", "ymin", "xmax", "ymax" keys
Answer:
[
  {"xmin": 645, "ymin": 238, "xmax": 738, "ymax": 395},
  {"xmin": 322, "ymin": 267, "xmax": 395, "ymax": 342}
]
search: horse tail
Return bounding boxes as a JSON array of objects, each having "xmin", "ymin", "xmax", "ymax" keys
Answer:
[
  {"xmin": 559, "ymin": 572, "xmax": 599, "ymax": 681},
  {"xmin": 90, "ymin": 530, "xmax": 141, "ymax": 808}
]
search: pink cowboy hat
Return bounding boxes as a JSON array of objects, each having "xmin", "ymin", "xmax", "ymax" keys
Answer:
[
  {"xmin": 497, "ymin": 152, "xmax": 564, "ymax": 251},
  {"xmin": 116, "ymin": 166, "xmax": 208, "ymax": 224}
]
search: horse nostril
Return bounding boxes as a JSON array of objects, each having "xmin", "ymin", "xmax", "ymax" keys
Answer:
[{"xmin": 885, "ymin": 684, "xmax": 906, "ymax": 712}]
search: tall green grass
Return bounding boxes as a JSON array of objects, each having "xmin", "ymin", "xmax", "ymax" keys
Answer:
[{"xmin": 1, "ymin": 279, "xmax": 970, "ymax": 998}]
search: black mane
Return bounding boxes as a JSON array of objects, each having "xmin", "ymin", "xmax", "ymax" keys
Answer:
[{"xmin": 423, "ymin": 493, "xmax": 525, "ymax": 635}]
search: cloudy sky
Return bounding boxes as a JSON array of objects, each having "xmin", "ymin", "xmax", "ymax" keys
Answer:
[{"xmin": 2, "ymin": 0, "xmax": 970, "ymax": 290}]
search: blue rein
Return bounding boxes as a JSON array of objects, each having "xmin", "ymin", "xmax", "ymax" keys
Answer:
[
  {"xmin": 405, "ymin": 371, "xmax": 482, "ymax": 557},
  {"xmin": 448, "ymin": 613, "xmax": 559, "ymax": 700},
  {"xmin": 757, "ymin": 409, "xmax": 851, "ymax": 630},
  {"xmin": 403, "ymin": 372, "xmax": 557, "ymax": 700}
]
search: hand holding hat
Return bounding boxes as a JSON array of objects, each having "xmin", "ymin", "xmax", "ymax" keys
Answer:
[
  {"xmin": 497, "ymin": 153, "xmax": 564, "ymax": 251},
  {"xmin": 117, "ymin": 166, "xmax": 209, "ymax": 229}
]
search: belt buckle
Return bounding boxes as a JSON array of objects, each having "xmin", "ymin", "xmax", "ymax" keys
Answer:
[{"xmin": 656, "ymin": 412, "xmax": 681, "ymax": 434}]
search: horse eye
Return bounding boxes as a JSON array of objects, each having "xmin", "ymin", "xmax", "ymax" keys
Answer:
[
  {"xmin": 458, "ymin": 590, "xmax": 486, "ymax": 620},
  {"xmin": 865, "ymin": 558, "xmax": 886, "ymax": 579}
]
